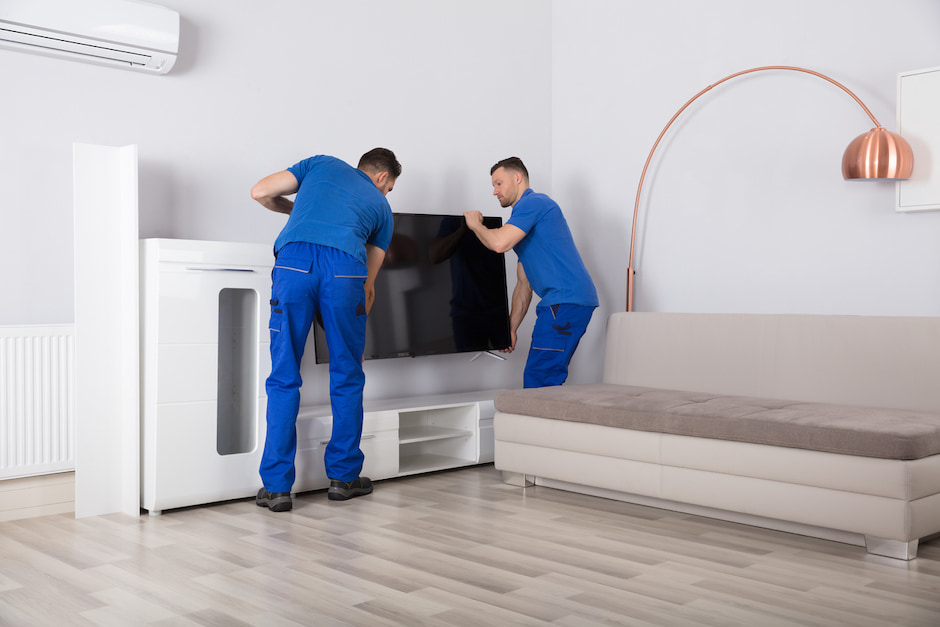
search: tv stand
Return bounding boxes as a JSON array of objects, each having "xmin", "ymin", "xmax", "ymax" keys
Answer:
[
  {"xmin": 470, "ymin": 350, "xmax": 506, "ymax": 362},
  {"xmin": 291, "ymin": 390, "xmax": 499, "ymax": 494}
]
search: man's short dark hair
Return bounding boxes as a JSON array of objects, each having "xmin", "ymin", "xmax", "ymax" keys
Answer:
[
  {"xmin": 490, "ymin": 156, "xmax": 528, "ymax": 181},
  {"xmin": 358, "ymin": 147, "xmax": 402, "ymax": 179}
]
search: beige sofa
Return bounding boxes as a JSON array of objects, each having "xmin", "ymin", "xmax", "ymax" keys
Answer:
[{"xmin": 494, "ymin": 312, "xmax": 940, "ymax": 560}]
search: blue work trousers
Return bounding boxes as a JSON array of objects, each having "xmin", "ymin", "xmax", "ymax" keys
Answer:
[
  {"xmin": 261, "ymin": 242, "xmax": 369, "ymax": 492},
  {"xmin": 524, "ymin": 303, "xmax": 595, "ymax": 388}
]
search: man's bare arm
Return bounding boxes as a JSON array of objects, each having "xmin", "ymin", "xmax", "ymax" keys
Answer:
[
  {"xmin": 462, "ymin": 210, "xmax": 526, "ymax": 254},
  {"xmin": 364, "ymin": 244, "xmax": 387, "ymax": 315},
  {"xmin": 503, "ymin": 261, "xmax": 533, "ymax": 353},
  {"xmin": 251, "ymin": 170, "xmax": 298, "ymax": 215}
]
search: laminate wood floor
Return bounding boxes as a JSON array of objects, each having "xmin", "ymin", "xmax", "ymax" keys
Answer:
[{"xmin": 1, "ymin": 464, "xmax": 939, "ymax": 626}]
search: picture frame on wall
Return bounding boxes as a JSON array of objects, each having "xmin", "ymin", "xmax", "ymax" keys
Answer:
[{"xmin": 897, "ymin": 65, "xmax": 940, "ymax": 212}]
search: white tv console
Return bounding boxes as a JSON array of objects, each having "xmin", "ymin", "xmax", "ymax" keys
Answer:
[
  {"xmin": 140, "ymin": 238, "xmax": 497, "ymax": 515},
  {"xmin": 291, "ymin": 391, "xmax": 497, "ymax": 495}
]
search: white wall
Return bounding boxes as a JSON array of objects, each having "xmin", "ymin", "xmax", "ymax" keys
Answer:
[
  {"xmin": 4, "ymin": 0, "xmax": 940, "ymax": 398},
  {"xmin": 553, "ymin": 0, "xmax": 940, "ymax": 383},
  {"xmin": 0, "ymin": 0, "xmax": 551, "ymax": 401}
]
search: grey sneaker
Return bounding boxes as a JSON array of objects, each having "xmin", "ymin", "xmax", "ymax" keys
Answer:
[
  {"xmin": 256, "ymin": 488, "xmax": 292, "ymax": 512},
  {"xmin": 328, "ymin": 476, "xmax": 373, "ymax": 501}
]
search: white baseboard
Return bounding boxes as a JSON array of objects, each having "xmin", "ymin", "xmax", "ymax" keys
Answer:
[{"xmin": 0, "ymin": 472, "xmax": 75, "ymax": 521}]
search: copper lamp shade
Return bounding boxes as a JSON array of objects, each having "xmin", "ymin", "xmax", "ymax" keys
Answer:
[
  {"xmin": 627, "ymin": 65, "xmax": 915, "ymax": 312},
  {"xmin": 842, "ymin": 127, "xmax": 914, "ymax": 180}
]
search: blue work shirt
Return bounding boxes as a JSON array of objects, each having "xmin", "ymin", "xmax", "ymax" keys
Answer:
[
  {"xmin": 507, "ymin": 188, "xmax": 598, "ymax": 308},
  {"xmin": 274, "ymin": 155, "xmax": 393, "ymax": 264}
]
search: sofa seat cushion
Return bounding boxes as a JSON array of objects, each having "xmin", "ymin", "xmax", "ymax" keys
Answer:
[{"xmin": 494, "ymin": 383, "xmax": 940, "ymax": 460}]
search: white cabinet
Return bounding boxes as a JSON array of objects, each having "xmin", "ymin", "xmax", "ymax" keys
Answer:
[
  {"xmin": 139, "ymin": 237, "xmax": 498, "ymax": 513},
  {"xmin": 140, "ymin": 238, "xmax": 273, "ymax": 514}
]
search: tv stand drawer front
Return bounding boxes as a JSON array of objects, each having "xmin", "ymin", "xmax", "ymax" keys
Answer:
[
  {"xmin": 293, "ymin": 409, "xmax": 399, "ymax": 492},
  {"xmin": 297, "ymin": 409, "xmax": 398, "ymax": 440}
]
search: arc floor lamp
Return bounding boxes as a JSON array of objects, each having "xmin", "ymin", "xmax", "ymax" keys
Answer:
[{"xmin": 626, "ymin": 65, "xmax": 914, "ymax": 312}]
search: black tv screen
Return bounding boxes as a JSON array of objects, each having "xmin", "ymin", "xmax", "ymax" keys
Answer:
[{"xmin": 313, "ymin": 213, "xmax": 511, "ymax": 362}]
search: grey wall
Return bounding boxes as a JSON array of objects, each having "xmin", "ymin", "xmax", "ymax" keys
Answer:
[
  {"xmin": 1, "ymin": 0, "xmax": 552, "ymax": 403},
  {"xmin": 553, "ymin": 0, "xmax": 940, "ymax": 317},
  {"xmin": 4, "ymin": 0, "xmax": 940, "ymax": 402}
]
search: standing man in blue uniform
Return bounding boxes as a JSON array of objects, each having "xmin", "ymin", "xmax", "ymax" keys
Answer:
[
  {"xmin": 251, "ymin": 148, "xmax": 401, "ymax": 511},
  {"xmin": 463, "ymin": 157, "xmax": 597, "ymax": 388}
]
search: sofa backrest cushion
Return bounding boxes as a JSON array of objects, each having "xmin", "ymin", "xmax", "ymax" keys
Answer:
[{"xmin": 603, "ymin": 312, "xmax": 940, "ymax": 413}]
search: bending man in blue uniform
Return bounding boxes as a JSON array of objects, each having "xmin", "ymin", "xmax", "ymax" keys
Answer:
[
  {"xmin": 251, "ymin": 148, "xmax": 400, "ymax": 511},
  {"xmin": 464, "ymin": 156, "xmax": 598, "ymax": 388}
]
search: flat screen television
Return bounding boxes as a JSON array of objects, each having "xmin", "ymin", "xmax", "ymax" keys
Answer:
[{"xmin": 313, "ymin": 213, "xmax": 511, "ymax": 362}]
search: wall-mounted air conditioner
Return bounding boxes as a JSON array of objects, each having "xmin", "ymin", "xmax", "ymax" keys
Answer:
[{"xmin": 0, "ymin": 0, "xmax": 179, "ymax": 75}]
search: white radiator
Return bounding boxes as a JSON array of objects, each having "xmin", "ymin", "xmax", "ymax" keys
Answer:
[{"xmin": 0, "ymin": 325, "xmax": 75, "ymax": 479}]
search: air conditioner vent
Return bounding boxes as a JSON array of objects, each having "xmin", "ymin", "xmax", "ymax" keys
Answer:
[{"xmin": 0, "ymin": 0, "xmax": 179, "ymax": 75}]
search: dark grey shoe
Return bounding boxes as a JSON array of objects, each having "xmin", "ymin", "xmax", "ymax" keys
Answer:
[
  {"xmin": 328, "ymin": 476, "xmax": 373, "ymax": 501},
  {"xmin": 256, "ymin": 488, "xmax": 292, "ymax": 512}
]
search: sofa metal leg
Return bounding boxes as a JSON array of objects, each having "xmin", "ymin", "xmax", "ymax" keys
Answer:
[
  {"xmin": 501, "ymin": 471, "xmax": 534, "ymax": 487},
  {"xmin": 864, "ymin": 536, "xmax": 918, "ymax": 560}
]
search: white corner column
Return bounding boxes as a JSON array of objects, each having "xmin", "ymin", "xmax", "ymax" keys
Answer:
[{"xmin": 73, "ymin": 143, "xmax": 140, "ymax": 518}]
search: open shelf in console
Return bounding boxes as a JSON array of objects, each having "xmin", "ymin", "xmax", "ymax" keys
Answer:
[{"xmin": 398, "ymin": 404, "xmax": 478, "ymax": 476}]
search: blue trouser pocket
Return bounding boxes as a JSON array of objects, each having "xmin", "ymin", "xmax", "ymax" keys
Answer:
[
  {"xmin": 329, "ymin": 262, "xmax": 368, "ymax": 316},
  {"xmin": 332, "ymin": 262, "xmax": 367, "ymax": 280},
  {"xmin": 268, "ymin": 305, "xmax": 283, "ymax": 335},
  {"xmin": 524, "ymin": 304, "xmax": 595, "ymax": 388}
]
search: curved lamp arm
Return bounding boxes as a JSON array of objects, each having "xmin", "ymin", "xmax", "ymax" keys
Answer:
[{"xmin": 626, "ymin": 65, "xmax": 912, "ymax": 312}]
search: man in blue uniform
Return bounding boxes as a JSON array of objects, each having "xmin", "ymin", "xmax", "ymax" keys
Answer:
[
  {"xmin": 463, "ymin": 157, "xmax": 597, "ymax": 388},
  {"xmin": 251, "ymin": 148, "xmax": 401, "ymax": 511}
]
